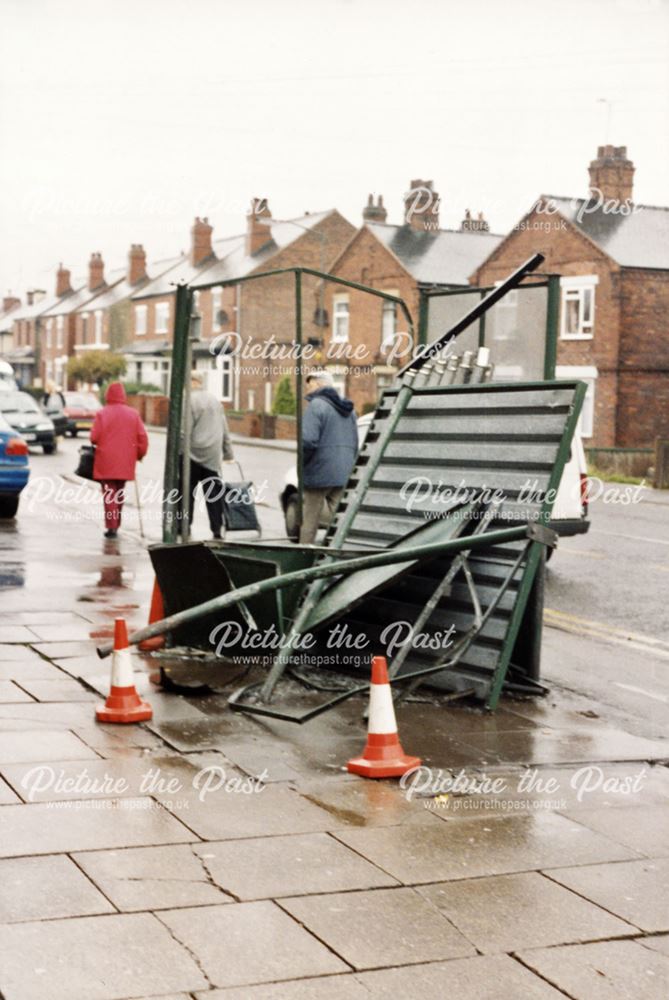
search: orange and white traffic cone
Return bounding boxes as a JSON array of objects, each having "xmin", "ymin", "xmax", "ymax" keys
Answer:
[
  {"xmin": 96, "ymin": 618, "xmax": 153, "ymax": 724},
  {"xmin": 347, "ymin": 656, "xmax": 421, "ymax": 778},
  {"xmin": 138, "ymin": 578, "xmax": 165, "ymax": 652}
]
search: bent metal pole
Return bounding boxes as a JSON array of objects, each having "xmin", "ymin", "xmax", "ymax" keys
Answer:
[{"xmin": 96, "ymin": 524, "xmax": 529, "ymax": 659}]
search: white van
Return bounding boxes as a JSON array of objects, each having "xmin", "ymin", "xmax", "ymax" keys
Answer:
[
  {"xmin": 0, "ymin": 360, "xmax": 17, "ymax": 391},
  {"xmin": 279, "ymin": 411, "xmax": 590, "ymax": 548}
]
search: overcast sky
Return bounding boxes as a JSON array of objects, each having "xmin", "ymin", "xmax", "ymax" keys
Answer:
[{"xmin": 1, "ymin": 0, "xmax": 667, "ymax": 297}]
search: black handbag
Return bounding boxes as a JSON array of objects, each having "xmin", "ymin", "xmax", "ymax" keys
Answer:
[
  {"xmin": 75, "ymin": 444, "xmax": 96, "ymax": 481},
  {"xmin": 221, "ymin": 462, "xmax": 261, "ymax": 534}
]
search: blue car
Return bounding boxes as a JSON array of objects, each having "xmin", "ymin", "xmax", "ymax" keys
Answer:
[{"xmin": 0, "ymin": 411, "xmax": 30, "ymax": 518}]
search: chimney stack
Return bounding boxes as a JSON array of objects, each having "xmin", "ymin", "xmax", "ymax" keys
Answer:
[
  {"xmin": 588, "ymin": 145, "xmax": 635, "ymax": 204},
  {"xmin": 128, "ymin": 244, "xmax": 147, "ymax": 286},
  {"xmin": 362, "ymin": 194, "xmax": 388, "ymax": 224},
  {"xmin": 190, "ymin": 217, "xmax": 214, "ymax": 266},
  {"xmin": 403, "ymin": 179, "xmax": 440, "ymax": 231},
  {"xmin": 88, "ymin": 252, "xmax": 105, "ymax": 291},
  {"xmin": 245, "ymin": 198, "xmax": 272, "ymax": 256},
  {"xmin": 2, "ymin": 295, "xmax": 20, "ymax": 314},
  {"xmin": 56, "ymin": 263, "xmax": 72, "ymax": 297},
  {"xmin": 460, "ymin": 209, "xmax": 490, "ymax": 233}
]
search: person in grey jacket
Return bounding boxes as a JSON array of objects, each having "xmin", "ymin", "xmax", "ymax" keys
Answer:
[
  {"xmin": 300, "ymin": 370, "xmax": 358, "ymax": 544},
  {"xmin": 181, "ymin": 371, "xmax": 234, "ymax": 539}
]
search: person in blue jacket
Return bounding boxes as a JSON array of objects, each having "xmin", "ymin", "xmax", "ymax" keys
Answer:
[{"xmin": 300, "ymin": 369, "xmax": 358, "ymax": 544}]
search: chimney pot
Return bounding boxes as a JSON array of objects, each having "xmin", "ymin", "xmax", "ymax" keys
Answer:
[
  {"xmin": 245, "ymin": 198, "xmax": 272, "ymax": 256},
  {"xmin": 88, "ymin": 252, "xmax": 105, "ymax": 291},
  {"xmin": 588, "ymin": 144, "xmax": 635, "ymax": 203},
  {"xmin": 190, "ymin": 216, "xmax": 214, "ymax": 266},
  {"xmin": 128, "ymin": 243, "xmax": 148, "ymax": 286},
  {"xmin": 362, "ymin": 192, "xmax": 388, "ymax": 224},
  {"xmin": 404, "ymin": 179, "xmax": 439, "ymax": 231},
  {"xmin": 56, "ymin": 263, "xmax": 72, "ymax": 297}
]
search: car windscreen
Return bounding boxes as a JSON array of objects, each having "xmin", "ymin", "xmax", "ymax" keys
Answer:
[
  {"xmin": 65, "ymin": 393, "xmax": 100, "ymax": 409},
  {"xmin": 0, "ymin": 393, "xmax": 40, "ymax": 414}
]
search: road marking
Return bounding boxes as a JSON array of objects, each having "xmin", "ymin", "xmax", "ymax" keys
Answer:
[
  {"xmin": 544, "ymin": 608, "xmax": 669, "ymax": 660},
  {"xmin": 613, "ymin": 683, "xmax": 668, "ymax": 704},
  {"xmin": 592, "ymin": 529, "xmax": 669, "ymax": 546}
]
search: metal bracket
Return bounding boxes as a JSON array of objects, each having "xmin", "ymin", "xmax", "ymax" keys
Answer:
[{"xmin": 526, "ymin": 522, "xmax": 559, "ymax": 548}]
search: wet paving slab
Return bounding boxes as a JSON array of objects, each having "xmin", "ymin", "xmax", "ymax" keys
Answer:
[
  {"xmin": 160, "ymin": 901, "xmax": 348, "ymax": 987},
  {"xmin": 194, "ymin": 832, "xmax": 398, "ymax": 899},
  {"xmin": 517, "ymin": 939, "xmax": 669, "ymax": 1000},
  {"xmin": 561, "ymin": 803, "xmax": 669, "ymax": 857},
  {"xmin": 280, "ymin": 886, "xmax": 476, "ymax": 969},
  {"xmin": 0, "ymin": 729, "xmax": 99, "ymax": 764},
  {"xmin": 0, "ymin": 855, "xmax": 114, "ymax": 923},
  {"xmin": 14, "ymin": 677, "xmax": 98, "ymax": 702},
  {"xmin": 0, "ymin": 912, "xmax": 208, "ymax": 1000},
  {"xmin": 546, "ymin": 858, "xmax": 669, "ymax": 933},
  {"xmin": 0, "ymin": 797, "xmax": 196, "ymax": 858},
  {"xmin": 418, "ymin": 871, "xmax": 636, "ymax": 952},
  {"xmin": 332, "ymin": 810, "xmax": 638, "ymax": 884},
  {"xmin": 0, "ymin": 753, "xmax": 200, "ymax": 803},
  {"xmin": 457, "ymin": 726, "xmax": 669, "ymax": 766},
  {"xmin": 73, "ymin": 843, "xmax": 231, "ymax": 911}
]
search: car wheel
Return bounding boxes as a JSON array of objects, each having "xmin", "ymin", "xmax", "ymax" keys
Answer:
[
  {"xmin": 284, "ymin": 492, "xmax": 300, "ymax": 542},
  {"xmin": 43, "ymin": 442, "xmax": 56, "ymax": 455},
  {"xmin": 71, "ymin": 429, "xmax": 78, "ymax": 437},
  {"xmin": 0, "ymin": 496, "xmax": 19, "ymax": 518}
]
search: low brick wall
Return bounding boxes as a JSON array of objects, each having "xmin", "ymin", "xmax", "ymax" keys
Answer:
[
  {"xmin": 127, "ymin": 394, "xmax": 168, "ymax": 427},
  {"xmin": 586, "ymin": 447, "xmax": 653, "ymax": 479},
  {"xmin": 226, "ymin": 411, "xmax": 260, "ymax": 437},
  {"xmin": 275, "ymin": 415, "xmax": 297, "ymax": 441},
  {"xmin": 126, "ymin": 395, "xmax": 147, "ymax": 421}
]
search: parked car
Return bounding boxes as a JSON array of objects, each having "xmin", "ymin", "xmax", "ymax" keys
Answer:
[
  {"xmin": 0, "ymin": 360, "xmax": 18, "ymax": 392},
  {"xmin": 0, "ymin": 411, "xmax": 30, "ymax": 517},
  {"xmin": 62, "ymin": 391, "xmax": 102, "ymax": 436},
  {"xmin": 0, "ymin": 391, "xmax": 57, "ymax": 454},
  {"xmin": 279, "ymin": 412, "xmax": 590, "ymax": 547}
]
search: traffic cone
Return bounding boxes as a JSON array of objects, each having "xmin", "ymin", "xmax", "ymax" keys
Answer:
[
  {"xmin": 96, "ymin": 618, "xmax": 153, "ymax": 724},
  {"xmin": 138, "ymin": 578, "xmax": 165, "ymax": 652},
  {"xmin": 347, "ymin": 656, "xmax": 421, "ymax": 778}
]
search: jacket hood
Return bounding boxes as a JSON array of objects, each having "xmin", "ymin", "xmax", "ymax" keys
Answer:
[
  {"xmin": 306, "ymin": 385, "xmax": 354, "ymax": 416},
  {"xmin": 105, "ymin": 382, "xmax": 127, "ymax": 404}
]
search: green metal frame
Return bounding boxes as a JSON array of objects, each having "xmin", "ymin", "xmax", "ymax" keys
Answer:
[{"xmin": 162, "ymin": 267, "xmax": 415, "ymax": 541}]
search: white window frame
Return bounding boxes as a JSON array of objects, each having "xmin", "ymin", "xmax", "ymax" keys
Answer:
[
  {"xmin": 45, "ymin": 318, "xmax": 53, "ymax": 349},
  {"xmin": 556, "ymin": 365, "xmax": 597, "ymax": 439},
  {"xmin": 247, "ymin": 388, "xmax": 255, "ymax": 411},
  {"xmin": 332, "ymin": 295, "xmax": 349, "ymax": 343},
  {"xmin": 218, "ymin": 354, "xmax": 233, "ymax": 402},
  {"xmin": 94, "ymin": 310, "xmax": 103, "ymax": 345},
  {"xmin": 56, "ymin": 315, "xmax": 64, "ymax": 349},
  {"xmin": 381, "ymin": 291, "xmax": 398, "ymax": 347},
  {"xmin": 135, "ymin": 304, "xmax": 147, "ymax": 336},
  {"xmin": 212, "ymin": 288, "xmax": 223, "ymax": 333},
  {"xmin": 560, "ymin": 275, "xmax": 598, "ymax": 341},
  {"xmin": 81, "ymin": 312, "xmax": 89, "ymax": 344},
  {"xmin": 155, "ymin": 301, "xmax": 170, "ymax": 335}
]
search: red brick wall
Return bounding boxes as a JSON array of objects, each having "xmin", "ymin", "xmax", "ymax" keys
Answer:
[
  {"xmin": 323, "ymin": 226, "xmax": 420, "ymax": 413},
  {"xmin": 617, "ymin": 268, "xmax": 669, "ymax": 446},
  {"xmin": 472, "ymin": 207, "xmax": 622, "ymax": 446}
]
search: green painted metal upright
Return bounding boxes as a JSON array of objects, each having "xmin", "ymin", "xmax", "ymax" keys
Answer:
[
  {"xmin": 162, "ymin": 283, "xmax": 193, "ymax": 543},
  {"xmin": 544, "ymin": 274, "xmax": 560, "ymax": 380},
  {"xmin": 295, "ymin": 269, "xmax": 303, "ymax": 531}
]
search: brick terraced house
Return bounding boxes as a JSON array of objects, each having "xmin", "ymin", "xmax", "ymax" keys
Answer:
[
  {"xmin": 471, "ymin": 146, "xmax": 669, "ymax": 448},
  {"xmin": 320, "ymin": 180, "xmax": 503, "ymax": 411}
]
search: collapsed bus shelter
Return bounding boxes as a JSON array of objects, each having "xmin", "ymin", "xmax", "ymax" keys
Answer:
[{"xmin": 98, "ymin": 253, "xmax": 585, "ymax": 720}]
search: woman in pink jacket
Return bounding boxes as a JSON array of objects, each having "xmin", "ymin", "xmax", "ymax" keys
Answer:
[{"xmin": 90, "ymin": 382, "xmax": 149, "ymax": 538}]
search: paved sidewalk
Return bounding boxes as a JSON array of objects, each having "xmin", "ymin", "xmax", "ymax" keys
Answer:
[{"xmin": 0, "ymin": 479, "xmax": 668, "ymax": 999}]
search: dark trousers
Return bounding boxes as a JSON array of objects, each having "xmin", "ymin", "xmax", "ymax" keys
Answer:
[
  {"xmin": 180, "ymin": 459, "xmax": 224, "ymax": 536},
  {"xmin": 100, "ymin": 479, "xmax": 126, "ymax": 532}
]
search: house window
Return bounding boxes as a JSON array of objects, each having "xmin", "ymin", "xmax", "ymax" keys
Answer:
[
  {"xmin": 219, "ymin": 354, "xmax": 233, "ymax": 402},
  {"xmin": 94, "ymin": 310, "xmax": 103, "ymax": 345},
  {"xmin": 155, "ymin": 301, "xmax": 170, "ymax": 334},
  {"xmin": 264, "ymin": 381, "xmax": 272, "ymax": 413},
  {"xmin": 556, "ymin": 366, "xmax": 597, "ymax": 438},
  {"xmin": 45, "ymin": 319, "xmax": 53, "ymax": 349},
  {"xmin": 492, "ymin": 286, "xmax": 518, "ymax": 341},
  {"xmin": 81, "ymin": 313, "xmax": 89, "ymax": 344},
  {"xmin": 381, "ymin": 295, "xmax": 397, "ymax": 347},
  {"xmin": 560, "ymin": 276, "xmax": 598, "ymax": 340},
  {"xmin": 247, "ymin": 389, "xmax": 255, "ymax": 411},
  {"xmin": 332, "ymin": 296, "xmax": 349, "ymax": 343},
  {"xmin": 56, "ymin": 316, "xmax": 64, "ymax": 349},
  {"xmin": 135, "ymin": 304, "xmax": 148, "ymax": 336},
  {"xmin": 212, "ymin": 288, "xmax": 223, "ymax": 332}
]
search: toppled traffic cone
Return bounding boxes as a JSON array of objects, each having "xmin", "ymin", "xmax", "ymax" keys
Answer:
[
  {"xmin": 96, "ymin": 618, "xmax": 153, "ymax": 724},
  {"xmin": 347, "ymin": 656, "xmax": 421, "ymax": 778},
  {"xmin": 138, "ymin": 578, "xmax": 165, "ymax": 652}
]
